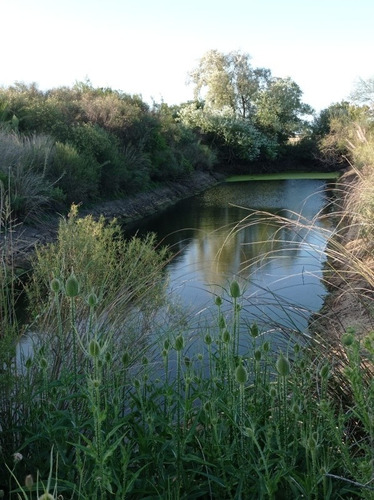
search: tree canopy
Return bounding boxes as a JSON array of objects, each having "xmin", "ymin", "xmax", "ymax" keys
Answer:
[{"xmin": 182, "ymin": 49, "xmax": 314, "ymax": 164}]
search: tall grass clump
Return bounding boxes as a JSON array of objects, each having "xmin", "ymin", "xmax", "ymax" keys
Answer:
[{"xmin": 0, "ymin": 130, "xmax": 61, "ymax": 222}]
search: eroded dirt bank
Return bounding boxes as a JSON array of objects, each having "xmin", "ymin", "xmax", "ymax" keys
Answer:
[
  {"xmin": 310, "ymin": 171, "xmax": 374, "ymax": 342},
  {"xmin": 3, "ymin": 171, "xmax": 224, "ymax": 269}
]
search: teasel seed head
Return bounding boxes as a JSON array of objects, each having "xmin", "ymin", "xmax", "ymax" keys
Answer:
[
  {"xmin": 235, "ymin": 359, "xmax": 248, "ymax": 385},
  {"xmin": 175, "ymin": 334, "xmax": 184, "ymax": 352},
  {"xmin": 215, "ymin": 295, "xmax": 223, "ymax": 306},
  {"xmin": 65, "ymin": 271, "xmax": 80, "ymax": 298},
  {"xmin": 25, "ymin": 474, "xmax": 34, "ymax": 489},
  {"xmin": 276, "ymin": 352, "xmax": 290, "ymax": 377},
  {"xmin": 50, "ymin": 277, "xmax": 61, "ymax": 294},
  {"xmin": 87, "ymin": 291, "xmax": 98, "ymax": 308},
  {"xmin": 89, "ymin": 339, "xmax": 101, "ymax": 357},
  {"xmin": 229, "ymin": 280, "xmax": 241, "ymax": 299}
]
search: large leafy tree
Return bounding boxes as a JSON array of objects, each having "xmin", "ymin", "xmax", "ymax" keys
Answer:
[
  {"xmin": 189, "ymin": 49, "xmax": 271, "ymax": 119},
  {"xmin": 255, "ymin": 77, "xmax": 314, "ymax": 141},
  {"xmin": 185, "ymin": 49, "xmax": 313, "ymax": 164}
]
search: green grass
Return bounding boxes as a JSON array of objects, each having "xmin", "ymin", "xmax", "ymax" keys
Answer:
[
  {"xmin": 225, "ymin": 171, "xmax": 341, "ymax": 182},
  {"xmin": 1, "ymin": 274, "xmax": 373, "ymax": 499}
]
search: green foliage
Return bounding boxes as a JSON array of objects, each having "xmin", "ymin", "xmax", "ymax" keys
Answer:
[
  {"xmin": 186, "ymin": 49, "xmax": 313, "ymax": 165},
  {"xmin": 52, "ymin": 141, "xmax": 100, "ymax": 203},
  {"xmin": 0, "ymin": 130, "xmax": 61, "ymax": 221},
  {"xmin": 254, "ymin": 77, "xmax": 314, "ymax": 141},
  {"xmin": 179, "ymin": 102, "xmax": 278, "ymax": 163},
  {"xmin": 314, "ymin": 101, "xmax": 368, "ymax": 167},
  {"xmin": 0, "ymin": 82, "xmax": 216, "ymax": 216},
  {"xmin": 2, "ymin": 279, "xmax": 373, "ymax": 498},
  {"xmin": 26, "ymin": 204, "xmax": 169, "ymax": 346}
]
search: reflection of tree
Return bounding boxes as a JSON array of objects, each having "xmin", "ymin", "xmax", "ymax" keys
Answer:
[{"xmin": 189, "ymin": 208, "xmax": 329, "ymax": 287}]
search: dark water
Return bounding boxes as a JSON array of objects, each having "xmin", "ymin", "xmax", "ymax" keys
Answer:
[{"xmin": 126, "ymin": 178, "xmax": 333, "ymax": 348}]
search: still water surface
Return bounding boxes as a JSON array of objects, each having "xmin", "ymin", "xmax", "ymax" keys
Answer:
[{"xmin": 127, "ymin": 178, "xmax": 333, "ymax": 348}]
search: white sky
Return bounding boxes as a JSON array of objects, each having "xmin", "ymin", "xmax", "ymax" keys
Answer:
[{"xmin": 1, "ymin": 0, "xmax": 373, "ymax": 112}]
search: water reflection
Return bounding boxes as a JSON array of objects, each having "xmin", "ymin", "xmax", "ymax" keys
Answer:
[{"xmin": 126, "ymin": 179, "xmax": 333, "ymax": 340}]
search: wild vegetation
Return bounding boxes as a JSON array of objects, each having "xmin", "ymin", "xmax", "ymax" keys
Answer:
[
  {"xmin": 0, "ymin": 51, "xmax": 328, "ymax": 224},
  {"xmin": 1, "ymin": 59, "xmax": 374, "ymax": 498}
]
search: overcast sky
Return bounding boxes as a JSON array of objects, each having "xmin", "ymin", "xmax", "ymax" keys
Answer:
[{"xmin": 1, "ymin": 0, "xmax": 373, "ymax": 112}]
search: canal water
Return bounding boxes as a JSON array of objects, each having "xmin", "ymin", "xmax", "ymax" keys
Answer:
[{"xmin": 126, "ymin": 178, "xmax": 333, "ymax": 352}]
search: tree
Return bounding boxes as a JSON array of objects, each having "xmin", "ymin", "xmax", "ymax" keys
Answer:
[
  {"xmin": 189, "ymin": 50, "xmax": 271, "ymax": 119},
  {"xmin": 255, "ymin": 77, "xmax": 314, "ymax": 141},
  {"xmin": 350, "ymin": 77, "xmax": 374, "ymax": 110},
  {"xmin": 186, "ymin": 50, "xmax": 314, "ymax": 163}
]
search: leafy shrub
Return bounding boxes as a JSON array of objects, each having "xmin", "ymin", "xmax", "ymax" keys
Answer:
[
  {"xmin": 51, "ymin": 142, "xmax": 100, "ymax": 203},
  {"xmin": 26, "ymin": 204, "xmax": 169, "ymax": 338}
]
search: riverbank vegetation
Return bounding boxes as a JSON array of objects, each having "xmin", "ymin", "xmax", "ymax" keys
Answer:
[
  {"xmin": 0, "ymin": 50, "xmax": 331, "ymax": 224},
  {"xmin": 1, "ymin": 60, "xmax": 374, "ymax": 497}
]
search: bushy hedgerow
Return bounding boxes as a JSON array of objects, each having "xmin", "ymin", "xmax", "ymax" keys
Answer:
[{"xmin": 0, "ymin": 83, "xmax": 217, "ymax": 215}]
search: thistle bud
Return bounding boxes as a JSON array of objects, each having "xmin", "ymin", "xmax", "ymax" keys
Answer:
[
  {"xmin": 276, "ymin": 352, "xmax": 290, "ymax": 377},
  {"xmin": 215, "ymin": 296, "xmax": 223, "ymax": 306},
  {"xmin": 229, "ymin": 280, "xmax": 241, "ymax": 299},
  {"xmin": 65, "ymin": 272, "xmax": 80, "ymax": 298},
  {"xmin": 254, "ymin": 349, "xmax": 261, "ymax": 362},
  {"xmin": 235, "ymin": 361, "xmax": 248, "ymax": 385},
  {"xmin": 175, "ymin": 334, "xmax": 184, "ymax": 352},
  {"xmin": 50, "ymin": 277, "xmax": 61, "ymax": 294}
]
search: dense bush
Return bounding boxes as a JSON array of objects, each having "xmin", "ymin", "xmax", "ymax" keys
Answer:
[{"xmin": 0, "ymin": 82, "xmax": 217, "ymax": 216}]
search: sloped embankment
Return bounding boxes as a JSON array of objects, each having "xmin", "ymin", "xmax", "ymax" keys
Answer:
[
  {"xmin": 4, "ymin": 171, "xmax": 224, "ymax": 269},
  {"xmin": 310, "ymin": 169, "xmax": 374, "ymax": 342}
]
